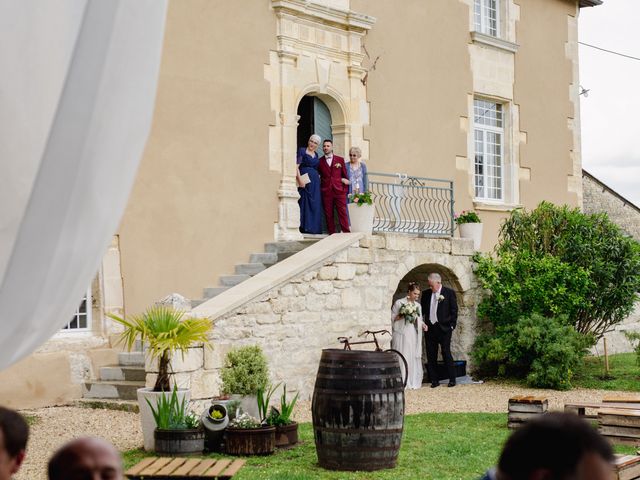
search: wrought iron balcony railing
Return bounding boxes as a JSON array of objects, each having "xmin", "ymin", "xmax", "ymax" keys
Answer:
[{"xmin": 367, "ymin": 172, "xmax": 454, "ymax": 237}]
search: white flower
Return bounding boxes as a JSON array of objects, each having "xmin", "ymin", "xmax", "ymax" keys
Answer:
[{"xmin": 438, "ymin": 294, "xmax": 445, "ymax": 302}]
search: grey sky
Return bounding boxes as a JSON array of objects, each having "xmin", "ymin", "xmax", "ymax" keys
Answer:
[{"xmin": 579, "ymin": 0, "xmax": 640, "ymax": 206}]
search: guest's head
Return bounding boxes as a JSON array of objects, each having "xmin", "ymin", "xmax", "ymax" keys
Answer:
[
  {"xmin": 407, "ymin": 282, "xmax": 421, "ymax": 302},
  {"xmin": 496, "ymin": 413, "xmax": 613, "ymax": 480},
  {"xmin": 348, "ymin": 147, "xmax": 362, "ymax": 164},
  {"xmin": 427, "ymin": 272, "xmax": 442, "ymax": 292},
  {"xmin": 322, "ymin": 139, "xmax": 333, "ymax": 155},
  {"xmin": 0, "ymin": 407, "xmax": 29, "ymax": 480},
  {"xmin": 48, "ymin": 437, "xmax": 123, "ymax": 480},
  {"xmin": 308, "ymin": 134, "xmax": 321, "ymax": 151}
]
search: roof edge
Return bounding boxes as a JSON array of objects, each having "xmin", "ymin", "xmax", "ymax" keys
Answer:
[
  {"xmin": 582, "ymin": 169, "xmax": 640, "ymax": 214},
  {"xmin": 579, "ymin": 0, "xmax": 603, "ymax": 7}
]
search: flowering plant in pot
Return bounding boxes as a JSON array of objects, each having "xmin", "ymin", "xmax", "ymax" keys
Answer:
[
  {"xmin": 108, "ymin": 305, "xmax": 211, "ymax": 450},
  {"xmin": 347, "ymin": 190, "xmax": 375, "ymax": 233},
  {"xmin": 266, "ymin": 384, "xmax": 300, "ymax": 448},
  {"xmin": 224, "ymin": 411, "xmax": 276, "ymax": 456},
  {"xmin": 455, "ymin": 210, "xmax": 483, "ymax": 250},
  {"xmin": 147, "ymin": 386, "xmax": 204, "ymax": 455}
]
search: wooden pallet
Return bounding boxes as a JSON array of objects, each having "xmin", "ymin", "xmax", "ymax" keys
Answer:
[
  {"xmin": 564, "ymin": 402, "xmax": 640, "ymax": 420},
  {"xmin": 599, "ymin": 408, "xmax": 640, "ymax": 447},
  {"xmin": 125, "ymin": 457, "xmax": 245, "ymax": 479}
]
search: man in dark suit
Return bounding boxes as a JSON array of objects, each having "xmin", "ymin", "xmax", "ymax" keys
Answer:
[
  {"xmin": 318, "ymin": 139, "xmax": 350, "ymax": 234},
  {"xmin": 421, "ymin": 272, "xmax": 458, "ymax": 387}
]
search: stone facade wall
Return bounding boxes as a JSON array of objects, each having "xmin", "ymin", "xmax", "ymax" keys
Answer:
[
  {"xmin": 583, "ymin": 171, "xmax": 640, "ymax": 354},
  {"xmin": 182, "ymin": 234, "xmax": 479, "ymax": 402}
]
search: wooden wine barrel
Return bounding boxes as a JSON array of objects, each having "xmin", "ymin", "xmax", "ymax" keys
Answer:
[{"xmin": 312, "ymin": 349, "xmax": 406, "ymax": 471}]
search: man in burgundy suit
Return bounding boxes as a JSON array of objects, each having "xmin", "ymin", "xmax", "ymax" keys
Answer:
[{"xmin": 318, "ymin": 139, "xmax": 350, "ymax": 234}]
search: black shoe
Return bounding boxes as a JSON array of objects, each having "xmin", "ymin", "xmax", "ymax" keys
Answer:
[
  {"xmin": 448, "ymin": 382, "xmax": 456, "ymax": 388},
  {"xmin": 430, "ymin": 383, "xmax": 439, "ymax": 388}
]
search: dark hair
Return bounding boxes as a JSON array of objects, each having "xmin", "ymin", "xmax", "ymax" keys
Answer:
[
  {"xmin": 323, "ymin": 139, "xmax": 333, "ymax": 144},
  {"xmin": 0, "ymin": 407, "xmax": 29, "ymax": 458},
  {"xmin": 498, "ymin": 412, "xmax": 613, "ymax": 479},
  {"xmin": 407, "ymin": 282, "xmax": 421, "ymax": 293}
]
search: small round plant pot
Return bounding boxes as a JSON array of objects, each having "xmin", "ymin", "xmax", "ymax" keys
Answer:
[
  {"xmin": 274, "ymin": 422, "xmax": 299, "ymax": 448},
  {"xmin": 458, "ymin": 222, "xmax": 483, "ymax": 250},
  {"xmin": 201, "ymin": 404, "xmax": 229, "ymax": 453},
  {"xmin": 154, "ymin": 428, "xmax": 204, "ymax": 456},
  {"xmin": 224, "ymin": 426, "xmax": 276, "ymax": 456}
]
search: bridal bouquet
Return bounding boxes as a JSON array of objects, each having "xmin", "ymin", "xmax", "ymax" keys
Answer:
[{"xmin": 399, "ymin": 302, "xmax": 419, "ymax": 325}]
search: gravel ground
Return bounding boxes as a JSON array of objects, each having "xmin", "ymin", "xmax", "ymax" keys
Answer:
[{"xmin": 16, "ymin": 382, "xmax": 639, "ymax": 479}]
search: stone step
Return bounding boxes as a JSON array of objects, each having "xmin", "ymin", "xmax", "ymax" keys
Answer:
[
  {"xmin": 234, "ymin": 263, "xmax": 266, "ymax": 276},
  {"xmin": 118, "ymin": 351, "xmax": 145, "ymax": 366},
  {"xmin": 191, "ymin": 298, "xmax": 206, "ymax": 308},
  {"xmin": 264, "ymin": 240, "xmax": 318, "ymax": 261},
  {"xmin": 203, "ymin": 286, "xmax": 229, "ymax": 299},
  {"xmin": 100, "ymin": 366, "xmax": 146, "ymax": 382},
  {"xmin": 75, "ymin": 398, "xmax": 140, "ymax": 413},
  {"xmin": 249, "ymin": 252, "xmax": 278, "ymax": 266},
  {"xmin": 219, "ymin": 274, "xmax": 250, "ymax": 287},
  {"xmin": 83, "ymin": 380, "xmax": 144, "ymax": 401}
]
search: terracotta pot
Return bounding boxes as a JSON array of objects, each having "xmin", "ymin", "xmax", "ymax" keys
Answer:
[{"xmin": 224, "ymin": 426, "xmax": 276, "ymax": 456}]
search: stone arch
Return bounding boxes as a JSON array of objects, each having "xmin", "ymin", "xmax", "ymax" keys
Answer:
[
  {"xmin": 296, "ymin": 87, "xmax": 349, "ymax": 157},
  {"xmin": 387, "ymin": 253, "xmax": 479, "ymax": 361}
]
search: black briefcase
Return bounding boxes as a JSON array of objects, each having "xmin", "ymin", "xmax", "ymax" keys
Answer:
[{"xmin": 424, "ymin": 360, "xmax": 466, "ymax": 382}]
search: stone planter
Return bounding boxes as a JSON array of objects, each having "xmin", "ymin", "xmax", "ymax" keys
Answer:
[
  {"xmin": 229, "ymin": 394, "xmax": 259, "ymax": 419},
  {"xmin": 201, "ymin": 404, "xmax": 229, "ymax": 453},
  {"xmin": 458, "ymin": 222, "xmax": 483, "ymax": 250},
  {"xmin": 137, "ymin": 387, "xmax": 190, "ymax": 451},
  {"xmin": 224, "ymin": 426, "xmax": 276, "ymax": 456},
  {"xmin": 154, "ymin": 428, "xmax": 205, "ymax": 455},
  {"xmin": 275, "ymin": 422, "xmax": 299, "ymax": 448},
  {"xmin": 347, "ymin": 203, "xmax": 375, "ymax": 234}
]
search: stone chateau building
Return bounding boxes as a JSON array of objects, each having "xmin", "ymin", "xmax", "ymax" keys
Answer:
[{"xmin": 1, "ymin": 0, "xmax": 617, "ymax": 408}]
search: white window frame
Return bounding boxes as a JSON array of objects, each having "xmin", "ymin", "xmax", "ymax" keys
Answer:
[
  {"xmin": 474, "ymin": 99, "xmax": 504, "ymax": 202},
  {"xmin": 474, "ymin": 0, "xmax": 500, "ymax": 38},
  {"xmin": 61, "ymin": 288, "xmax": 92, "ymax": 332}
]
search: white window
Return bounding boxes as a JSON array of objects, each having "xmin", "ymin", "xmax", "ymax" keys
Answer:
[
  {"xmin": 474, "ymin": 99, "xmax": 503, "ymax": 201},
  {"xmin": 474, "ymin": 0, "xmax": 499, "ymax": 37},
  {"xmin": 62, "ymin": 289, "xmax": 92, "ymax": 331}
]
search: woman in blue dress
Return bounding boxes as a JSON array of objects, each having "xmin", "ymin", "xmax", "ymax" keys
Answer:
[{"xmin": 296, "ymin": 134, "xmax": 322, "ymax": 234}]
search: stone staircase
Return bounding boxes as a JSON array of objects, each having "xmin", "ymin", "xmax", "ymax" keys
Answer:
[
  {"xmin": 79, "ymin": 348, "xmax": 145, "ymax": 411},
  {"xmin": 190, "ymin": 239, "xmax": 319, "ymax": 308}
]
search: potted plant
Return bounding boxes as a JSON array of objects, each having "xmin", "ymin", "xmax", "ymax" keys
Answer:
[
  {"xmin": 347, "ymin": 190, "xmax": 375, "ymax": 234},
  {"xmin": 455, "ymin": 210, "xmax": 482, "ymax": 250},
  {"xmin": 148, "ymin": 386, "xmax": 205, "ymax": 455},
  {"xmin": 224, "ymin": 412, "xmax": 276, "ymax": 456},
  {"xmin": 266, "ymin": 384, "xmax": 300, "ymax": 448},
  {"xmin": 220, "ymin": 345, "xmax": 269, "ymax": 419},
  {"xmin": 108, "ymin": 305, "xmax": 211, "ymax": 451}
]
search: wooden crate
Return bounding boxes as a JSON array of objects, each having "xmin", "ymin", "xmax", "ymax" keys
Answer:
[
  {"xmin": 508, "ymin": 396, "xmax": 548, "ymax": 429},
  {"xmin": 613, "ymin": 454, "xmax": 640, "ymax": 480},
  {"xmin": 598, "ymin": 408, "xmax": 640, "ymax": 446},
  {"xmin": 125, "ymin": 457, "xmax": 245, "ymax": 479}
]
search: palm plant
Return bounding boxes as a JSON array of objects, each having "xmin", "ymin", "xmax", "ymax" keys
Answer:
[{"xmin": 108, "ymin": 305, "xmax": 211, "ymax": 391}]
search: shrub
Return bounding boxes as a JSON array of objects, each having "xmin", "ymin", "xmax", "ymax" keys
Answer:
[
  {"xmin": 455, "ymin": 210, "xmax": 481, "ymax": 224},
  {"xmin": 472, "ymin": 314, "xmax": 590, "ymax": 390},
  {"xmin": 220, "ymin": 345, "xmax": 269, "ymax": 395},
  {"xmin": 496, "ymin": 201, "xmax": 640, "ymax": 338}
]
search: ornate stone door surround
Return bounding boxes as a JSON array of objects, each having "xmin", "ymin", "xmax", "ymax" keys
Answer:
[{"xmin": 265, "ymin": 0, "xmax": 376, "ymax": 241}]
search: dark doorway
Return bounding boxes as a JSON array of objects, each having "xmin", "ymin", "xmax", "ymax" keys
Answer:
[{"xmin": 297, "ymin": 95, "xmax": 332, "ymax": 148}]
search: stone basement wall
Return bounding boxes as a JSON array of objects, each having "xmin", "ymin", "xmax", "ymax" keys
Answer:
[
  {"xmin": 184, "ymin": 233, "xmax": 479, "ymax": 402},
  {"xmin": 583, "ymin": 171, "xmax": 640, "ymax": 354}
]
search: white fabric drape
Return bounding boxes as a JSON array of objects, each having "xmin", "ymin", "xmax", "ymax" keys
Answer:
[{"xmin": 0, "ymin": 0, "xmax": 167, "ymax": 370}]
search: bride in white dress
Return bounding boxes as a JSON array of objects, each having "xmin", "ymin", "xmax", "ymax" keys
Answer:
[{"xmin": 391, "ymin": 282, "xmax": 428, "ymax": 390}]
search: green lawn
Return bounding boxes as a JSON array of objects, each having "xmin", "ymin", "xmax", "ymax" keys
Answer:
[
  {"xmin": 125, "ymin": 413, "xmax": 509, "ymax": 480},
  {"xmin": 573, "ymin": 353, "xmax": 640, "ymax": 391},
  {"xmin": 123, "ymin": 412, "xmax": 637, "ymax": 479}
]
